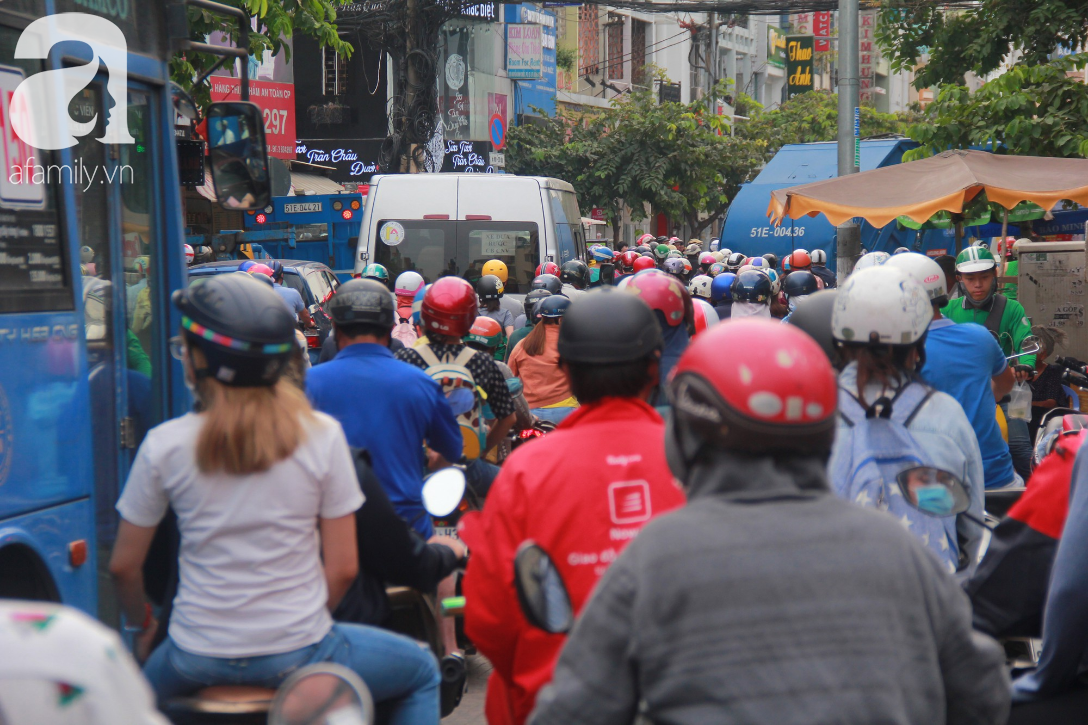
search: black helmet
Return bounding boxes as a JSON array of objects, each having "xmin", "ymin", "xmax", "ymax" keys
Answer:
[
  {"xmin": 328, "ymin": 278, "xmax": 396, "ymax": 329},
  {"xmin": 634, "ymin": 245, "xmax": 652, "ymax": 255},
  {"xmin": 762, "ymin": 253, "xmax": 778, "ymax": 269},
  {"xmin": 726, "ymin": 252, "xmax": 747, "ymax": 271},
  {"xmin": 782, "ymin": 270, "xmax": 819, "ymax": 299},
  {"xmin": 787, "ymin": 289, "xmax": 838, "ymax": 365},
  {"xmin": 531, "ymin": 273, "xmax": 563, "ymax": 295},
  {"xmin": 731, "ymin": 269, "xmax": 772, "ymax": 303},
  {"xmin": 560, "ymin": 260, "xmax": 589, "ymax": 290},
  {"xmin": 558, "ymin": 289, "xmax": 662, "ymax": 364},
  {"xmin": 172, "ymin": 273, "xmax": 297, "ymax": 387},
  {"xmin": 663, "ymin": 258, "xmax": 686, "ymax": 278},
  {"xmin": 538, "ymin": 294, "xmax": 573, "ymax": 319},
  {"xmin": 477, "ymin": 274, "xmax": 505, "ymax": 301},
  {"xmin": 268, "ymin": 260, "xmax": 285, "ymax": 282},
  {"xmin": 523, "ymin": 288, "xmax": 552, "ymax": 318}
]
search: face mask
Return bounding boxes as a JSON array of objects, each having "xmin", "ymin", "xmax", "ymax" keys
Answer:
[
  {"xmin": 915, "ymin": 484, "xmax": 956, "ymax": 517},
  {"xmin": 732, "ymin": 301, "xmax": 771, "ymax": 319}
]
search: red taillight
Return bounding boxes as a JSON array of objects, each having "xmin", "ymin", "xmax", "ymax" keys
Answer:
[
  {"xmin": 342, "ymin": 210, "xmax": 353, "ymax": 220},
  {"xmin": 423, "ymin": 214, "xmax": 450, "ymax": 220},
  {"xmin": 518, "ymin": 428, "xmax": 545, "ymax": 440},
  {"xmin": 69, "ymin": 540, "xmax": 88, "ymax": 567},
  {"xmin": 255, "ymin": 213, "xmax": 267, "ymax": 224},
  {"xmin": 465, "ymin": 214, "xmax": 492, "ymax": 221},
  {"xmin": 305, "ymin": 333, "xmax": 321, "ymax": 348}
]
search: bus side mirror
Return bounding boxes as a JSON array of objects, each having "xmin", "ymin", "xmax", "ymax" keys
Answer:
[{"xmin": 206, "ymin": 102, "xmax": 271, "ymax": 211}]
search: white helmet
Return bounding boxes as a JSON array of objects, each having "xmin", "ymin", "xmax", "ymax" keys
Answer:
[
  {"xmin": 719, "ymin": 248, "xmax": 732, "ymax": 259},
  {"xmin": 687, "ymin": 274, "xmax": 713, "ymax": 300},
  {"xmin": 766, "ymin": 268, "xmax": 781, "ymax": 295},
  {"xmin": 184, "ymin": 244, "xmax": 195, "ymax": 264},
  {"xmin": 810, "ymin": 249, "xmax": 827, "ymax": 265},
  {"xmin": 832, "ymin": 267, "xmax": 931, "ymax": 346},
  {"xmin": 709, "ymin": 238, "xmax": 720, "ymax": 252},
  {"xmin": 884, "ymin": 252, "xmax": 948, "ymax": 304},
  {"xmin": 853, "ymin": 251, "xmax": 890, "ymax": 271},
  {"xmin": 394, "ymin": 270, "xmax": 425, "ymax": 297},
  {"xmin": 747, "ymin": 256, "xmax": 768, "ymax": 268}
]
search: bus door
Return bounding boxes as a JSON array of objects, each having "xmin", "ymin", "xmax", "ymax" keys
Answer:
[{"xmin": 71, "ymin": 79, "xmax": 166, "ymax": 625}]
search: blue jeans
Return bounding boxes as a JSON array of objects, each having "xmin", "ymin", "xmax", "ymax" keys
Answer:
[
  {"xmin": 531, "ymin": 406, "xmax": 576, "ymax": 425},
  {"xmin": 465, "ymin": 458, "xmax": 500, "ymax": 501},
  {"xmin": 143, "ymin": 624, "xmax": 440, "ymax": 725},
  {"xmin": 1002, "ymin": 401, "xmax": 1034, "ymax": 482}
]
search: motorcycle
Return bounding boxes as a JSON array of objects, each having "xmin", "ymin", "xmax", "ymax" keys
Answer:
[{"xmin": 163, "ymin": 662, "xmax": 373, "ymax": 725}]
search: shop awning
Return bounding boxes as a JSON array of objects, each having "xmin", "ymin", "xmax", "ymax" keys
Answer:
[{"xmin": 289, "ymin": 172, "xmax": 344, "ymax": 196}]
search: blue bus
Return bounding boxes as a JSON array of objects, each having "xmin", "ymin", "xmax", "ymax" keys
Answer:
[
  {"xmin": 240, "ymin": 192, "xmax": 365, "ymax": 280},
  {"xmin": 0, "ymin": 1, "xmax": 269, "ymax": 625}
]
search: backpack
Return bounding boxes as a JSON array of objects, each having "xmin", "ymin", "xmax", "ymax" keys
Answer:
[
  {"xmin": 416, "ymin": 344, "xmax": 488, "ymax": 460},
  {"xmin": 391, "ymin": 306, "xmax": 418, "ymax": 347},
  {"xmin": 830, "ymin": 382, "xmax": 960, "ymax": 574}
]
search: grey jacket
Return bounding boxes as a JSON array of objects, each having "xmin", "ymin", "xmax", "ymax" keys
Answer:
[{"xmin": 530, "ymin": 454, "xmax": 1010, "ymax": 725}]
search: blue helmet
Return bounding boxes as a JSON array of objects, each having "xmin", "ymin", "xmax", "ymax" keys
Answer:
[
  {"xmin": 732, "ymin": 269, "xmax": 772, "ymax": 303},
  {"xmin": 538, "ymin": 294, "xmax": 572, "ymax": 319},
  {"xmin": 268, "ymin": 259, "xmax": 284, "ymax": 282},
  {"xmin": 411, "ymin": 283, "xmax": 429, "ymax": 326},
  {"xmin": 663, "ymin": 258, "xmax": 686, "ymax": 278},
  {"xmin": 711, "ymin": 272, "xmax": 737, "ymax": 303},
  {"xmin": 590, "ymin": 246, "xmax": 614, "ymax": 263}
]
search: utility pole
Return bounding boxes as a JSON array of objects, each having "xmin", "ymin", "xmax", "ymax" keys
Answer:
[
  {"xmin": 835, "ymin": 0, "xmax": 860, "ymax": 281},
  {"xmin": 707, "ymin": 12, "xmax": 718, "ymax": 110}
]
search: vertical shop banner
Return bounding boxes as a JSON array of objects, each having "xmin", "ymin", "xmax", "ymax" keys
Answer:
[
  {"xmin": 505, "ymin": 4, "xmax": 557, "ymax": 117},
  {"xmin": 441, "ymin": 26, "xmax": 472, "ymax": 137},
  {"xmin": 506, "ymin": 24, "xmax": 543, "ymax": 79},
  {"xmin": 786, "ymin": 35, "xmax": 814, "ymax": 99},
  {"xmin": 859, "ymin": 11, "xmax": 876, "ymax": 102},
  {"xmin": 813, "ymin": 12, "xmax": 832, "ymax": 52},
  {"xmin": 767, "ymin": 26, "xmax": 787, "ymax": 69},
  {"xmin": 487, "ymin": 93, "xmax": 508, "ymax": 133}
]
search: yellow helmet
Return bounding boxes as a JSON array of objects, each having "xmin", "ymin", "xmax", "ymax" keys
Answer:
[{"xmin": 482, "ymin": 259, "xmax": 508, "ymax": 283}]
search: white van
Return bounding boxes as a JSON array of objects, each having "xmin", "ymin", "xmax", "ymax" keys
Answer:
[{"xmin": 354, "ymin": 174, "xmax": 587, "ymax": 293}]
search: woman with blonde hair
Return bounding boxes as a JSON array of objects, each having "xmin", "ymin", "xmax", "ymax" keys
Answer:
[{"xmin": 108, "ymin": 273, "xmax": 440, "ymax": 724}]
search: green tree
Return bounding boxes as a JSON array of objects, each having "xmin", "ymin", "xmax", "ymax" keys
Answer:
[
  {"xmin": 902, "ymin": 54, "xmax": 1088, "ymax": 160},
  {"xmin": 506, "ymin": 80, "xmax": 764, "ymax": 240},
  {"xmin": 876, "ymin": 0, "xmax": 1088, "ymax": 88},
  {"xmin": 735, "ymin": 90, "xmax": 917, "ymax": 161},
  {"xmin": 171, "ymin": 0, "xmax": 352, "ymax": 108}
]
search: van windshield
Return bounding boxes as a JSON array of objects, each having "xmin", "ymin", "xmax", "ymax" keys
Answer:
[{"xmin": 374, "ymin": 220, "xmax": 539, "ymax": 293}]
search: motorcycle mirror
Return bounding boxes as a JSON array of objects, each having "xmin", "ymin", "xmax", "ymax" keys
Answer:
[
  {"xmin": 514, "ymin": 541, "xmax": 574, "ymax": 634},
  {"xmin": 896, "ymin": 466, "xmax": 971, "ymax": 518},
  {"xmin": 269, "ymin": 663, "xmax": 374, "ymax": 725},
  {"xmin": 170, "ymin": 82, "xmax": 199, "ymax": 122},
  {"xmin": 422, "ymin": 468, "xmax": 467, "ymax": 517},
  {"xmin": 206, "ymin": 101, "xmax": 272, "ymax": 211}
]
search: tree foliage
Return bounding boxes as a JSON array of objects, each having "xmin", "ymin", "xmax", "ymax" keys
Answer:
[
  {"xmin": 171, "ymin": 0, "xmax": 352, "ymax": 108},
  {"xmin": 506, "ymin": 80, "xmax": 764, "ymax": 239},
  {"xmin": 735, "ymin": 90, "xmax": 917, "ymax": 161},
  {"xmin": 876, "ymin": 0, "xmax": 1088, "ymax": 88},
  {"xmin": 903, "ymin": 54, "xmax": 1088, "ymax": 160}
]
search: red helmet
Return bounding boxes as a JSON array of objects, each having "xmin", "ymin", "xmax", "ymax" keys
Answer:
[
  {"xmin": 623, "ymin": 269, "xmax": 688, "ymax": 327},
  {"xmin": 633, "ymin": 256, "xmax": 656, "ymax": 273},
  {"xmin": 536, "ymin": 261, "xmax": 561, "ymax": 277},
  {"xmin": 787, "ymin": 250, "xmax": 812, "ymax": 270},
  {"xmin": 421, "ymin": 277, "xmax": 478, "ymax": 337},
  {"xmin": 691, "ymin": 298, "xmax": 719, "ymax": 336},
  {"xmin": 666, "ymin": 319, "xmax": 837, "ymax": 479},
  {"xmin": 619, "ymin": 250, "xmax": 640, "ymax": 270}
]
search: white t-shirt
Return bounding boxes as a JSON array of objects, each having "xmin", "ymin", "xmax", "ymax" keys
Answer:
[{"xmin": 117, "ymin": 411, "xmax": 363, "ymax": 658}]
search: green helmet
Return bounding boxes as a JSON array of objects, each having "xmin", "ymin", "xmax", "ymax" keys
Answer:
[
  {"xmin": 654, "ymin": 244, "xmax": 671, "ymax": 259},
  {"xmin": 361, "ymin": 263, "xmax": 389, "ymax": 281},
  {"xmin": 464, "ymin": 316, "xmax": 502, "ymax": 349},
  {"xmin": 956, "ymin": 246, "xmax": 997, "ymax": 274}
]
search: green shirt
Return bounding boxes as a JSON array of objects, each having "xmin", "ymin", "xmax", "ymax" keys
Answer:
[
  {"xmin": 1002, "ymin": 260, "xmax": 1019, "ymax": 301},
  {"xmin": 506, "ymin": 322, "xmax": 533, "ymax": 363},
  {"xmin": 941, "ymin": 294, "xmax": 1034, "ymax": 366}
]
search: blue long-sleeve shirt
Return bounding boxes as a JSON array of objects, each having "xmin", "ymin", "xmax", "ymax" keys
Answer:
[
  {"xmin": 306, "ymin": 342, "xmax": 462, "ymax": 537},
  {"xmin": 1013, "ymin": 439, "xmax": 1088, "ymax": 701}
]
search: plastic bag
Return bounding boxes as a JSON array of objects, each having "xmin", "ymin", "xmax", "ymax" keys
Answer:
[{"xmin": 1008, "ymin": 382, "xmax": 1032, "ymax": 421}]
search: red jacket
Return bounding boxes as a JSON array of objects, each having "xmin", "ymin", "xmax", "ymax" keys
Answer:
[{"xmin": 460, "ymin": 397, "xmax": 686, "ymax": 725}]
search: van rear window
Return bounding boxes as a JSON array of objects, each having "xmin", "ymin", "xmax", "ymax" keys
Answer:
[{"xmin": 374, "ymin": 220, "xmax": 539, "ymax": 293}]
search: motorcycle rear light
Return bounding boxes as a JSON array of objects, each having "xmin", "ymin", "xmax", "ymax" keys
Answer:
[
  {"xmin": 518, "ymin": 429, "xmax": 544, "ymax": 440},
  {"xmin": 69, "ymin": 540, "xmax": 88, "ymax": 567},
  {"xmin": 305, "ymin": 333, "xmax": 321, "ymax": 348}
]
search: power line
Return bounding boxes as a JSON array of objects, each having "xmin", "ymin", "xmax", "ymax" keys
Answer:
[{"xmin": 578, "ymin": 27, "xmax": 691, "ymax": 75}]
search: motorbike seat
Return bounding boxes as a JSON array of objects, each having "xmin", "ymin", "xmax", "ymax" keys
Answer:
[
  {"xmin": 165, "ymin": 686, "xmax": 274, "ymax": 724},
  {"xmin": 985, "ymin": 487, "xmax": 1026, "ymax": 519}
]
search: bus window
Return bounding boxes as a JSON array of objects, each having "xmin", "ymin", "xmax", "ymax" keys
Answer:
[
  {"xmin": 0, "ymin": 26, "xmax": 69, "ymax": 314},
  {"xmin": 374, "ymin": 220, "xmax": 454, "ymax": 285},
  {"xmin": 460, "ymin": 223, "xmax": 538, "ymax": 293},
  {"xmin": 547, "ymin": 189, "xmax": 586, "ymax": 264}
]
